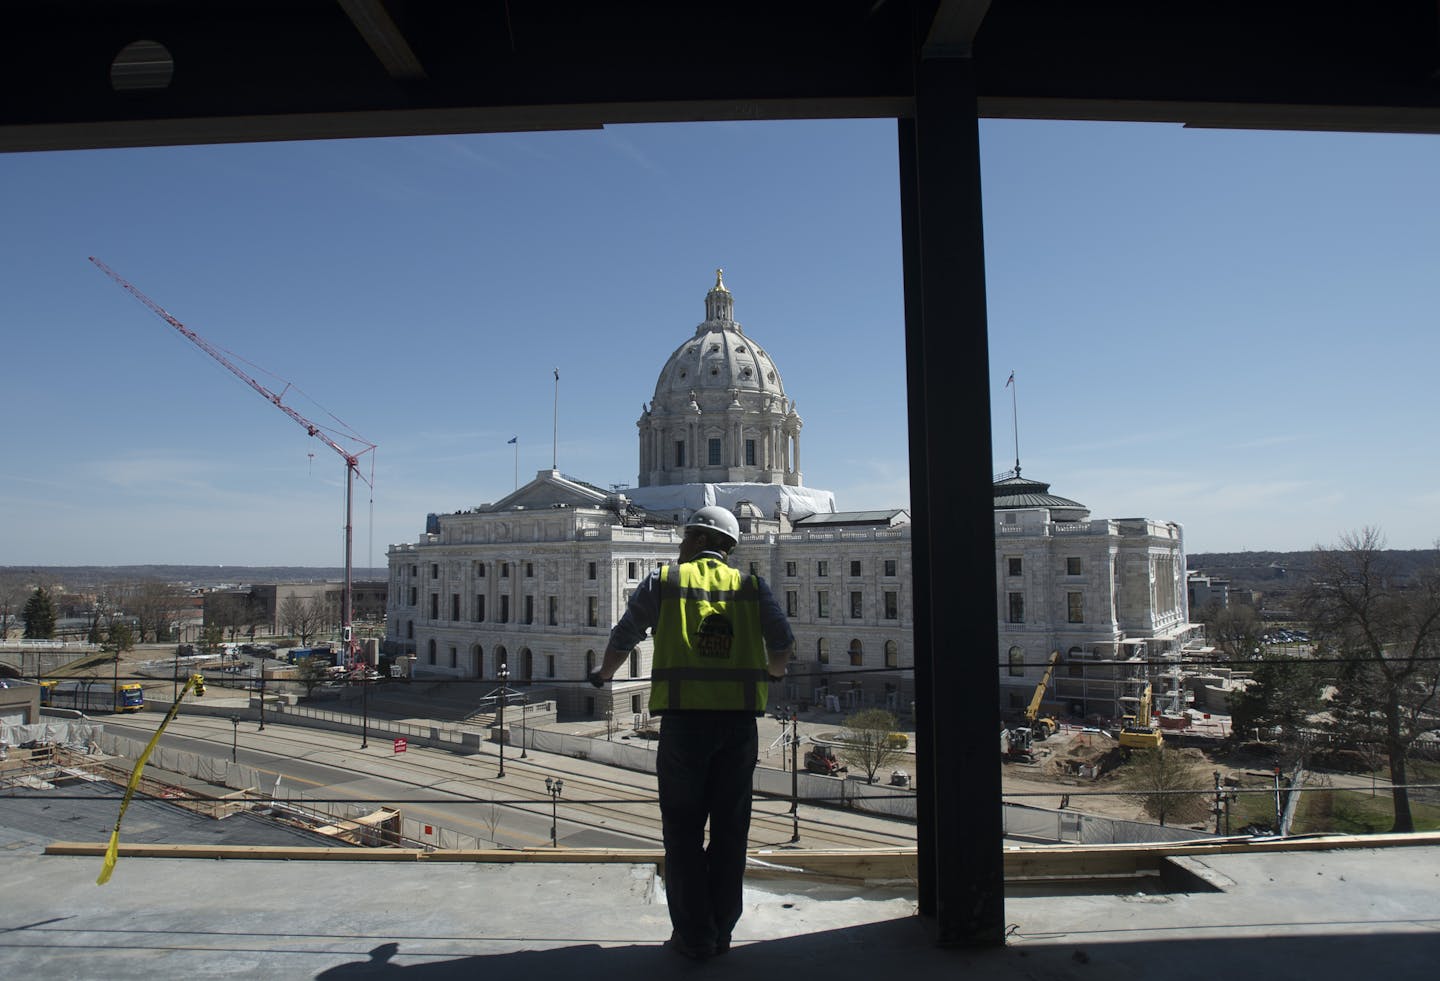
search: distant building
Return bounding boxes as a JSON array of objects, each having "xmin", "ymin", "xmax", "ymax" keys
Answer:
[
  {"xmin": 1188, "ymin": 572, "xmax": 1231, "ymax": 611},
  {"xmin": 204, "ymin": 581, "xmax": 387, "ymax": 638}
]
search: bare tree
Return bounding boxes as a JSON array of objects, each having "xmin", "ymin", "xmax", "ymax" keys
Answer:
[
  {"xmin": 128, "ymin": 582, "xmax": 184, "ymax": 643},
  {"xmin": 836, "ymin": 708, "xmax": 907, "ymax": 784},
  {"xmin": 279, "ymin": 595, "xmax": 327, "ymax": 646},
  {"xmin": 1122, "ymin": 745, "xmax": 1211, "ymax": 827},
  {"xmin": 1302, "ymin": 528, "xmax": 1440, "ymax": 833},
  {"xmin": 206, "ymin": 591, "xmax": 255, "ymax": 643},
  {"xmin": 1201, "ymin": 602, "xmax": 1266, "ymax": 662},
  {"xmin": 0, "ymin": 574, "xmax": 30, "ymax": 639},
  {"xmin": 294, "ymin": 654, "xmax": 330, "ymax": 697}
]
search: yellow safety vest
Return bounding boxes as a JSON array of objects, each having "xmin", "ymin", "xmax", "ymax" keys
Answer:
[{"xmin": 650, "ymin": 557, "xmax": 769, "ymax": 713}]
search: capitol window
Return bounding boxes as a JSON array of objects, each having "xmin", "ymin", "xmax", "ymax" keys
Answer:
[
  {"xmin": 1007, "ymin": 557, "xmax": 1022, "ymax": 577},
  {"xmin": 884, "ymin": 559, "xmax": 897, "ymax": 577},
  {"xmin": 1008, "ymin": 592, "xmax": 1025, "ymax": 623},
  {"xmin": 708, "ymin": 438, "xmax": 722, "ymax": 466},
  {"xmin": 785, "ymin": 561, "xmax": 797, "ymax": 577},
  {"xmin": 1068, "ymin": 592, "xmax": 1084, "ymax": 623},
  {"xmin": 1066, "ymin": 556, "xmax": 1082, "ymax": 575},
  {"xmin": 745, "ymin": 439, "xmax": 756, "ymax": 466},
  {"xmin": 1008, "ymin": 646, "xmax": 1025, "ymax": 676}
]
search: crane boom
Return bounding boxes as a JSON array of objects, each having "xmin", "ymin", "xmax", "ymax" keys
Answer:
[
  {"xmin": 91, "ymin": 257, "xmax": 375, "ymax": 667},
  {"xmin": 89, "ymin": 257, "xmax": 374, "ymax": 470}
]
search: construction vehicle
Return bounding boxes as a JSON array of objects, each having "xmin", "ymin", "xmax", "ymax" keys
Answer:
[
  {"xmin": 1022, "ymin": 650, "xmax": 1062, "ymax": 740},
  {"xmin": 804, "ymin": 744, "xmax": 847, "ymax": 775},
  {"xmin": 1119, "ymin": 682, "xmax": 1164, "ymax": 751},
  {"xmin": 1005, "ymin": 650, "xmax": 1061, "ymax": 762}
]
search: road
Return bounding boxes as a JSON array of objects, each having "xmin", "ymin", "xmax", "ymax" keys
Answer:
[{"xmin": 102, "ymin": 715, "xmax": 921, "ymax": 853}]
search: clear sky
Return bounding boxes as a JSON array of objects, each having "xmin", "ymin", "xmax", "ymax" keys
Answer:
[{"xmin": 3, "ymin": 117, "xmax": 1438, "ymax": 567}]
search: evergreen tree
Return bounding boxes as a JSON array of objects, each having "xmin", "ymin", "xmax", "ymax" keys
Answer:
[
  {"xmin": 1230, "ymin": 652, "xmax": 1323, "ymax": 745},
  {"xmin": 22, "ymin": 587, "xmax": 56, "ymax": 639},
  {"xmin": 105, "ymin": 621, "xmax": 136, "ymax": 654}
]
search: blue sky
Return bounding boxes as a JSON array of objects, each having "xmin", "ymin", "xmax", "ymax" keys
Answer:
[{"xmin": 3, "ymin": 118, "xmax": 1438, "ymax": 567}]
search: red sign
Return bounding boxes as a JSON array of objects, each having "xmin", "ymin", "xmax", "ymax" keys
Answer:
[{"xmin": 394, "ymin": 738, "xmax": 407, "ymax": 754}]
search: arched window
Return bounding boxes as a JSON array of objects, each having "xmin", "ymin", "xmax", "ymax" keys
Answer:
[
  {"xmin": 586, "ymin": 649, "xmax": 596, "ymax": 674},
  {"xmin": 1008, "ymin": 646, "xmax": 1025, "ymax": 677},
  {"xmin": 884, "ymin": 640, "xmax": 899, "ymax": 668},
  {"xmin": 494, "ymin": 645, "xmax": 508, "ymax": 677},
  {"xmin": 427, "ymin": 638, "xmax": 437, "ymax": 665},
  {"xmin": 406, "ymin": 620, "xmax": 414, "ymax": 639},
  {"xmin": 817, "ymin": 638, "xmax": 829, "ymax": 664},
  {"xmin": 848, "ymin": 639, "xmax": 863, "ymax": 667},
  {"xmin": 472, "ymin": 644, "xmax": 483, "ymax": 678},
  {"xmin": 521, "ymin": 648, "xmax": 533, "ymax": 683}
]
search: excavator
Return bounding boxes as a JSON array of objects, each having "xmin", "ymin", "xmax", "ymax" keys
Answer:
[
  {"xmin": 1118, "ymin": 682, "xmax": 1164, "ymax": 751},
  {"xmin": 1005, "ymin": 650, "xmax": 1061, "ymax": 762}
]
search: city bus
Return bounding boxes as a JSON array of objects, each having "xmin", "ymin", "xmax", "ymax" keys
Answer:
[{"xmin": 39, "ymin": 680, "xmax": 146, "ymax": 713}]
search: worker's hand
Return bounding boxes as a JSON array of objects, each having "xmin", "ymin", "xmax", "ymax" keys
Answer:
[{"xmin": 588, "ymin": 670, "xmax": 607, "ymax": 689}]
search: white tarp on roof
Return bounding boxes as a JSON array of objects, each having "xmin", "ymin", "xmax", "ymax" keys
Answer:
[{"xmin": 625, "ymin": 482, "xmax": 837, "ymax": 522}]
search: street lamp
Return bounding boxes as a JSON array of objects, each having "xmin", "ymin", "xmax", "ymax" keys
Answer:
[
  {"xmin": 360, "ymin": 664, "xmax": 369, "ymax": 750},
  {"xmin": 545, "ymin": 776, "xmax": 564, "ymax": 847},
  {"xmin": 520, "ymin": 695, "xmax": 528, "ymax": 759},
  {"xmin": 258, "ymin": 670, "xmax": 266, "ymax": 731},
  {"xmin": 605, "ymin": 708, "xmax": 614, "ymax": 741},
  {"xmin": 496, "ymin": 663, "xmax": 509, "ymax": 778},
  {"xmin": 230, "ymin": 715, "xmax": 240, "ymax": 763}
]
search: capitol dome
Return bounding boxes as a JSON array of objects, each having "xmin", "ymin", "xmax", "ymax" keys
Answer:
[
  {"xmin": 651, "ymin": 270, "xmax": 787, "ymax": 403},
  {"xmin": 636, "ymin": 269, "xmax": 804, "ymax": 490}
]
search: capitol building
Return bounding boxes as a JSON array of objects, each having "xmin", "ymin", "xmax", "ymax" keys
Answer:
[{"xmin": 384, "ymin": 272, "xmax": 1194, "ymax": 722}]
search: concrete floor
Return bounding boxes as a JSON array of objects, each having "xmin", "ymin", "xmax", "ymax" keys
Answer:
[
  {"xmin": 2, "ymin": 810, "xmax": 1437, "ymax": 980},
  {"xmin": 6, "ymin": 696, "xmax": 1438, "ymax": 979}
]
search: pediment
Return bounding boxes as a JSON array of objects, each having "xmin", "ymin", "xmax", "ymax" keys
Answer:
[{"xmin": 487, "ymin": 470, "xmax": 610, "ymax": 512}]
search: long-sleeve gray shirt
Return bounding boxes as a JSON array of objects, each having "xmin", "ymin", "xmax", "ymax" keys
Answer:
[{"xmin": 606, "ymin": 551, "xmax": 795, "ymax": 655}]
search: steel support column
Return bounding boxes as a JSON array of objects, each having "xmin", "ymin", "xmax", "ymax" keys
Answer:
[{"xmin": 899, "ymin": 51, "xmax": 1004, "ymax": 946}]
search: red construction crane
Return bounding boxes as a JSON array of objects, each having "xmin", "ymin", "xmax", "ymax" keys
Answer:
[{"xmin": 90, "ymin": 257, "xmax": 376, "ymax": 666}]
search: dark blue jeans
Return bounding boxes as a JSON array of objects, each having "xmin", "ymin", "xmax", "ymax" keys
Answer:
[{"xmin": 656, "ymin": 713, "xmax": 758, "ymax": 950}]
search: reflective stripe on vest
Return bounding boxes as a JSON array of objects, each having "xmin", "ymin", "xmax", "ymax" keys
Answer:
[{"xmin": 651, "ymin": 558, "xmax": 768, "ymax": 713}]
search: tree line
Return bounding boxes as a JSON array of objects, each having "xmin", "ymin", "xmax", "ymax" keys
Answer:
[{"xmin": 1201, "ymin": 529, "xmax": 1440, "ymax": 834}]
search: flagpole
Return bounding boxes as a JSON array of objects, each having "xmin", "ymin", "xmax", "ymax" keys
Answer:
[
  {"xmin": 1007, "ymin": 371, "xmax": 1020, "ymax": 474},
  {"xmin": 513, "ymin": 437, "xmax": 519, "ymax": 490},
  {"xmin": 552, "ymin": 367, "xmax": 559, "ymax": 471}
]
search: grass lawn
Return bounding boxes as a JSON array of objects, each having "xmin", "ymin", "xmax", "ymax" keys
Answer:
[{"xmin": 1227, "ymin": 762, "xmax": 1440, "ymax": 834}]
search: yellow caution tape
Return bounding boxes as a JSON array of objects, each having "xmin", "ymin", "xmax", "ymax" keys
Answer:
[{"xmin": 97, "ymin": 673, "xmax": 207, "ymax": 885}]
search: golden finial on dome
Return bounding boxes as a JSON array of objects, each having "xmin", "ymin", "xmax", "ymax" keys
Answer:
[{"xmin": 714, "ymin": 267, "xmax": 728, "ymax": 291}]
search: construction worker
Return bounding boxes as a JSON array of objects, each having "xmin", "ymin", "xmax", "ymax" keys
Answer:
[{"xmin": 591, "ymin": 504, "xmax": 794, "ymax": 960}]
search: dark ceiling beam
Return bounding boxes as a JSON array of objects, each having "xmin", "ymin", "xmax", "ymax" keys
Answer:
[
  {"xmin": 923, "ymin": 0, "xmax": 990, "ymax": 58},
  {"xmin": 0, "ymin": 96, "xmax": 913, "ymax": 153},
  {"xmin": 337, "ymin": 0, "xmax": 427, "ymax": 80}
]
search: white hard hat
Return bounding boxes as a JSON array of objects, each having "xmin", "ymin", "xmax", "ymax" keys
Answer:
[{"xmin": 684, "ymin": 505, "xmax": 740, "ymax": 548}]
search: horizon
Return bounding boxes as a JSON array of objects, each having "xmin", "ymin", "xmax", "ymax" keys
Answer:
[{"xmin": 5, "ymin": 120, "xmax": 1440, "ymax": 564}]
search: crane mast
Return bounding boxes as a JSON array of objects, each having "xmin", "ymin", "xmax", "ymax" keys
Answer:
[{"xmin": 91, "ymin": 257, "xmax": 375, "ymax": 667}]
